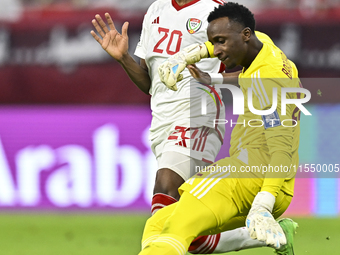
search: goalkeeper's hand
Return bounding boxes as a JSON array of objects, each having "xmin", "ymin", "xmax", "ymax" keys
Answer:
[
  {"xmin": 246, "ymin": 191, "xmax": 286, "ymax": 249},
  {"xmin": 158, "ymin": 43, "xmax": 209, "ymax": 91}
]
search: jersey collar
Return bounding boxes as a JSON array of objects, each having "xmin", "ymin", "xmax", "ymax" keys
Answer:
[{"xmin": 171, "ymin": 0, "xmax": 201, "ymax": 11}]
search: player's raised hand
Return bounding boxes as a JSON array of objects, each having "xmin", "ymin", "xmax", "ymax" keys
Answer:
[
  {"xmin": 91, "ymin": 13, "xmax": 129, "ymax": 61},
  {"xmin": 187, "ymin": 64, "xmax": 212, "ymax": 85}
]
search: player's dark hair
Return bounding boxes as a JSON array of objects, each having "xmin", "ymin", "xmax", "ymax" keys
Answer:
[{"xmin": 208, "ymin": 2, "xmax": 255, "ymax": 33}]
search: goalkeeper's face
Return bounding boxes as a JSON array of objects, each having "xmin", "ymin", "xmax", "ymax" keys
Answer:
[{"xmin": 207, "ymin": 17, "xmax": 250, "ymax": 69}]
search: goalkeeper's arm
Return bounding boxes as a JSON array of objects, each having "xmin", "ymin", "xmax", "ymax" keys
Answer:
[
  {"xmin": 160, "ymin": 33, "xmax": 267, "ymax": 89},
  {"xmin": 159, "ymin": 41, "xmax": 240, "ymax": 90},
  {"xmin": 158, "ymin": 42, "xmax": 213, "ymax": 91},
  {"xmin": 246, "ymin": 130, "xmax": 293, "ymax": 248}
]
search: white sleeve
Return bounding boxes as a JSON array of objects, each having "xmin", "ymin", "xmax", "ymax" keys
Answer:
[{"xmin": 134, "ymin": 12, "xmax": 150, "ymax": 59}]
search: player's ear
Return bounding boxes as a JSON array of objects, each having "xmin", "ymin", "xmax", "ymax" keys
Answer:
[{"xmin": 242, "ymin": 27, "xmax": 251, "ymax": 42}]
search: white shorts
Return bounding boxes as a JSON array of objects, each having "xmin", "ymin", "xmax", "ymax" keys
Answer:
[
  {"xmin": 157, "ymin": 151, "xmax": 212, "ymax": 181},
  {"xmin": 153, "ymin": 125, "xmax": 223, "ymax": 181}
]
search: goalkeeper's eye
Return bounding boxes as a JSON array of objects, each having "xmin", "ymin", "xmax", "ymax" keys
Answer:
[
  {"xmin": 214, "ymin": 37, "xmax": 226, "ymax": 45},
  {"xmin": 216, "ymin": 39, "xmax": 225, "ymax": 45}
]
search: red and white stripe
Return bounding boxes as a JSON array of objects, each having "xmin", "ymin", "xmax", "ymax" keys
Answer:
[
  {"xmin": 189, "ymin": 233, "xmax": 221, "ymax": 254},
  {"xmin": 211, "ymin": 0, "xmax": 226, "ymax": 5},
  {"xmin": 151, "ymin": 193, "xmax": 177, "ymax": 215}
]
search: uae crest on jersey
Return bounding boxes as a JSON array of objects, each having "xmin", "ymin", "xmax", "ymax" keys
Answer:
[{"xmin": 186, "ymin": 18, "xmax": 202, "ymax": 34}]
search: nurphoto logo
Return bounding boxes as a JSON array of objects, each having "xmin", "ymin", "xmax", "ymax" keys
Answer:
[{"xmin": 200, "ymin": 84, "xmax": 312, "ymax": 128}]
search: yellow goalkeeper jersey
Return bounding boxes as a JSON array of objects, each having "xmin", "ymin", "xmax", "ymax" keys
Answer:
[
  {"xmin": 205, "ymin": 32, "xmax": 302, "ymax": 197},
  {"xmin": 231, "ymin": 33, "xmax": 302, "ymax": 197}
]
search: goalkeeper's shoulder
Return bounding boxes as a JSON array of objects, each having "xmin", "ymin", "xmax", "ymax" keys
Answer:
[{"xmin": 255, "ymin": 31, "xmax": 275, "ymax": 45}]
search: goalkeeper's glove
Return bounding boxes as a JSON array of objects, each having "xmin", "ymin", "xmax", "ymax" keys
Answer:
[
  {"xmin": 246, "ymin": 191, "xmax": 287, "ymax": 249},
  {"xmin": 158, "ymin": 43, "xmax": 209, "ymax": 91}
]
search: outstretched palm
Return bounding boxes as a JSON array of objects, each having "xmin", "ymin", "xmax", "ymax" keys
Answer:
[
  {"xmin": 187, "ymin": 64, "xmax": 212, "ymax": 84},
  {"xmin": 91, "ymin": 13, "xmax": 129, "ymax": 61}
]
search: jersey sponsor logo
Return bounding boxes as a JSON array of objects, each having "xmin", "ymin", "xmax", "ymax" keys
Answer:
[
  {"xmin": 186, "ymin": 18, "xmax": 202, "ymax": 34},
  {"xmin": 262, "ymin": 110, "xmax": 281, "ymax": 129}
]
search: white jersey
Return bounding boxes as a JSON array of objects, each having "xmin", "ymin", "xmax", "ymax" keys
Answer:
[{"xmin": 135, "ymin": 0, "xmax": 226, "ymax": 150}]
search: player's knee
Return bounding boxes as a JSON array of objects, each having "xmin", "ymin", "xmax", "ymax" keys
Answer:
[{"xmin": 153, "ymin": 168, "xmax": 185, "ymax": 200}]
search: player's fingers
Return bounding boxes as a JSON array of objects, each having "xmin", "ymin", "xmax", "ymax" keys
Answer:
[
  {"xmin": 92, "ymin": 18, "xmax": 105, "ymax": 38},
  {"xmin": 90, "ymin": 30, "xmax": 103, "ymax": 45},
  {"xmin": 95, "ymin": 14, "xmax": 110, "ymax": 34},
  {"xmin": 246, "ymin": 219, "xmax": 257, "ymax": 239},
  {"xmin": 169, "ymin": 72, "xmax": 177, "ymax": 87},
  {"xmin": 265, "ymin": 229, "xmax": 277, "ymax": 248},
  {"xmin": 271, "ymin": 222, "xmax": 285, "ymax": 244},
  {"xmin": 249, "ymin": 228, "xmax": 257, "ymax": 239},
  {"xmin": 278, "ymin": 229, "xmax": 287, "ymax": 245},
  {"xmin": 171, "ymin": 84, "xmax": 178, "ymax": 91},
  {"xmin": 158, "ymin": 64, "xmax": 168, "ymax": 82},
  {"xmin": 187, "ymin": 65, "xmax": 199, "ymax": 79},
  {"xmin": 163, "ymin": 67, "xmax": 170, "ymax": 83},
  {"xmin": 188, "ymin": 63, "xmax": 201, "ymax": 71},
  {"xmin": 255, "ymin": 224, "xmax": 267, "ymax": 242},
  {"xmin": 105, "ymin": 12, "xmax": 116, "ymax": 31},
  {"xmin": 122, "ymin": 22, "xmax": 129, "ymax": 37}
]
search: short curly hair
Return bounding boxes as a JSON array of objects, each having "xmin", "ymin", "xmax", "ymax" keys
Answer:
[{"xmin": 208, "ymin": 2, "xmax": 255, "ymax": 33}]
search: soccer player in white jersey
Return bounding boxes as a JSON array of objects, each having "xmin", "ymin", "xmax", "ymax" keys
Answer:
[{"xmin": 91, "ymin": 0, "xmax": 232, "ymax": 253}]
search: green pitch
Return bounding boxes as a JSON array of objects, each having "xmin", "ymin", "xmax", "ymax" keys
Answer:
[{"xmin": 0, "ymin": 213, "xmax": 339, "ymax": 255}]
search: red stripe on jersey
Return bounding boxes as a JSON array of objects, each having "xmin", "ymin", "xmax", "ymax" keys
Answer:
[
  {"xmin": 202, "ymin": 126, "xmax": 210, "ymax": 137},
  {"xmin": 200, "ymin": 135, "xmax": 208, "ymax": 152},
  {"xmin": 200, "ymin": 127, "xmax": 210, "ymax": 152},
  {"xmin": 172, "ymin": 0, "xmax": 201, "ymax": 11},
  {"xmin": 192, "ymin": 138, "xmax": 198, "ymax": 151},
  {"xmin": 191, "ymin": 128, "xmax": 199, "ymax": 139},
  {"xmin": 202, "ymin": 158, "xmax": 213, "ymax": 164},
  {"xmin": 196, "ymin": 136, "xmax": 203, "ymax": 152},
  {"xmin": 218, "ymin": 62, "xmax": 226, "ymax": 73},
  {"xmin": 196, "ymin": 126, "xmax": 206, "ymax": 151},
  {"xmin": 212, "ymin": 0, "xmax": 225, "ymax": 5},
  {"xmin": 215, "ymin": 128, "xmax": 223, "ymax": 143}
]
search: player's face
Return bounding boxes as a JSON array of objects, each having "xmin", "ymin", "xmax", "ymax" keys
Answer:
[{"xmin": 207, "ymin": 17, "xmax": 248, "ymax": 69}]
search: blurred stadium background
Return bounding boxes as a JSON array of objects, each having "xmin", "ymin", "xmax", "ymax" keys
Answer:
[{"xmin": 0, "ymin": 0, "xmax": 339, "ymax": 254}]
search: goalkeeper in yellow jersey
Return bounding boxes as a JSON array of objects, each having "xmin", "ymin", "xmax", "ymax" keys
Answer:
[{"xmin": 139, "ymin": 2, "xmax": 303, "ymax": 255}]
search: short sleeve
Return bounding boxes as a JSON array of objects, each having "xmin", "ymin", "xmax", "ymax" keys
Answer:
[{"xmin": 134, "ymin": 12, "xmax": 150, "ymax": 59}]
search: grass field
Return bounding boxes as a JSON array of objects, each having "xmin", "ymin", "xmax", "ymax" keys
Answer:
[{"xmin": 0, "ymin": 213, "xmax": 339, "ymax": 255}]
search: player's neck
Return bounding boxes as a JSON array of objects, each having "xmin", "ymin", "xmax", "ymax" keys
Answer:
[
  {"xmin": 242, "ymin": 38, "xmax": 263, "ymax": 70},
  {"xmin": 175, "ymin": 0, "xmax": 195, "ymax": 6}
]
